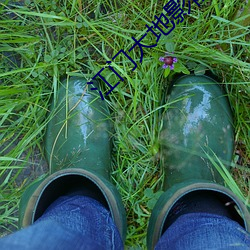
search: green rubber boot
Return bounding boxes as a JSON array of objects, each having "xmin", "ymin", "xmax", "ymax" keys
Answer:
[
  {"xmin": 147, "ymin": 75, "xmax": 250, "ymax": 249},
  {"xmin": 19, "ymin": 77, "xmax": 127, "ymax": 242}
]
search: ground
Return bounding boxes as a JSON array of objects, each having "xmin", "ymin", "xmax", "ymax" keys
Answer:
[{"xmin": 0, "ymin": 0, "xmax": 249, "ymax": 248}]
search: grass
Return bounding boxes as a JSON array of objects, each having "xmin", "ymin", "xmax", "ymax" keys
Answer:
[{"xmin": 0, "ymin": 0, "xmax": 249, "ymax": 248}]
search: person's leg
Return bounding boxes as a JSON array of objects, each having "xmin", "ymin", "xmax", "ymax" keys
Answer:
[
  {"xmin": 17, "ymin": 77, "xmax": 126, "ymax": 249},
  {"xmin": 147, "ymin": 75, "xmax": 250, "ymax": 249},
  {"xmin": 155, "ymin": 213, "xmax": 250, "ymax": 250},
  {"xmin": 0, "ymin": 195, "xmax": 123, "ymax": 250}
]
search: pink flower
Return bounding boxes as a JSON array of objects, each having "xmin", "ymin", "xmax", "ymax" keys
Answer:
[{"xmin": 159, "ymin": 53, "xmax": 177, "ymax": 70}]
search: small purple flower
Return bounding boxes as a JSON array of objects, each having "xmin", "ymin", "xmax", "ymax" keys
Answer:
[{"xmin": 159, "ymin": 52, "xmax": 178, "ymax": 70}]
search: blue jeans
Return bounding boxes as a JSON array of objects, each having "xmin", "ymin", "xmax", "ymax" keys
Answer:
[
  {"xmin": 0, "ymin": 196, "xmax": 123, "ymax": 250},
  {"xmin": 0, "ymin": 196, "xmax": 249, "ymax": 249},
  {"xmin": 156, "ymin": 213, "xmax": 250, "ymax": 250}
]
